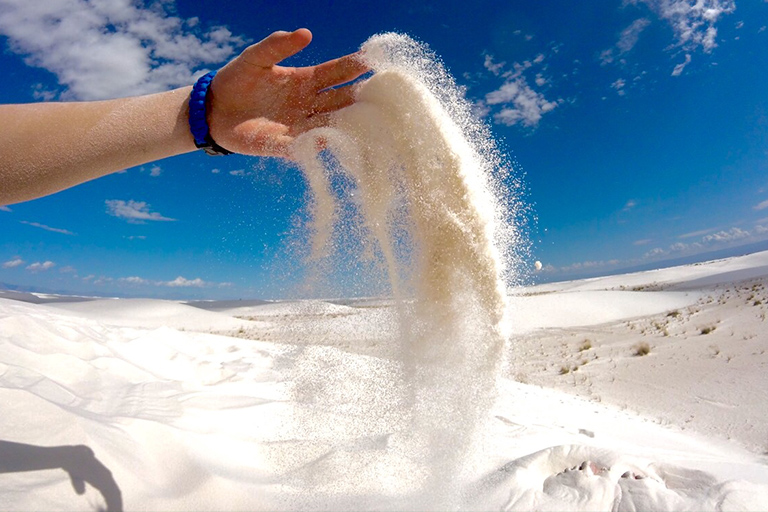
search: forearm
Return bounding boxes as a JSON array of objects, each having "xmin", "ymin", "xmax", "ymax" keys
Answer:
[{"xmin": 1, "ymin": 87, "xmax": 196, "ymax": 205}]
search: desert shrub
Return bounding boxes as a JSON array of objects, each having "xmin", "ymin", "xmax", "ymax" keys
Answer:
[
  {"xmin": 579, "ymin": 339, "xmax": 592, "ymax": 352},
  {"xmin": 634, "ymin": 342, "xmax": 650, "ymax": 356},
  {"xmin": 700, "ymin": 326, "xmax": 716, "ymax": 335},
  {"xmin": 559, "ymin": 365, "xmax": 571, "ymax": 375}
]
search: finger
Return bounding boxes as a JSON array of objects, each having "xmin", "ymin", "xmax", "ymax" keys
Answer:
[
  {"xmin": 242, "ymin": 28, "xmax": 313, "ymax": 68},
  {"xmin": 311, "ymin": 86, "xmax": 358, "ymax": 114},
  {"xmin": 312, "ymin": 52, "xmax": 370, "ymax": 90},
  {"xmin": 69, "ymin": 474, "xmax": 86, "ymax": 495}
]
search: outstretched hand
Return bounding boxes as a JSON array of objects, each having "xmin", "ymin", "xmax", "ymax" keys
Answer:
[{"xmin": 208, "ymin": 28, "xmax": 368, "ymax": 158}]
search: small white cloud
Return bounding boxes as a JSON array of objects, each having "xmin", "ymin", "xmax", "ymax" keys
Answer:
[
  {"xmin": 599, "ymin": 49, "xmax": 615, "ymax": 66},
  {"xmin": 617, "ymin": 18, "xmax": 652, "ymax": 53},
  {"xmin": 556, "ymin": 259, "xmax": 623, "ymax": 274},
  {"xmin": 119, "ymin": 276, "xmax": 150, "ymax": 285},
  {"xmin": 26, "ymin": 261, "xmax": 56, "ymax": 272},
  {"xmin": 632, "ymin": 0, "xmax": 736, "ymax": 53},
  {"xmin": 32, "ymin": 83, "xmax": 57, "ymax": 101},
  {"xmin": 622, "ymin": 199, "xmax": 637, "ymax": 211},
  {"xmin": 229, "ymin": 170, "xmax": 247, "ymax": 176},
  {"xmin": 483, "ymin": 54, "xmax": 505, "ymax": 76},
  {"xmin": 644, "ymin": 247, "xmax": 666, "ymax": 258},
  {"xmin": 678, "ymin": 227, "xmax": 716, "ymax": 239},
  {"xmin": 164, "ymin": 276, "xmax": 207, "ymax": 287},
  {"xmin": 149, "ymin": 165, "xmax": 162, "ymax": 177},
  {"xmin": 633, "ymin": 238, "xmax": 653, "ymax": 246},
  {"xmin": 486, "ymin": 77, "xmax": 559, "ymax": 127},
  {"xmin": 0, "ymin": 205, "xmax": 11, "ymax": 212},
  {"xmin": 701, "ymin": 227, "xmax": 750, "ymax": 244},
  {"xmin": 611, "ymin": 78, "xmax": 627, "ymax": 95},
  {"xmin": 59, "ymin": 266, "xmax": 77, "ymax": 274},
  {"xmin": 753, "ymin": 199, "xmax": 768, "ymax": 211},
  {"xmin": 600, "ymin": 18, "xmax": 651, "ymax": 66},
  {"xmin": 2, "ymin": 258, "xmax": 24, "ymax": 269},
  {"xmin": 669, "ymin": 242, "xmax": 690, "ymax": 252},
  {"xmin": 671, "ymin": 54, "xmax": 692, "ymax": 76},
  {"xmin": 20, "ymin": 221, "xmax": 75, "ymax": 235},
  {"xmin": 105, "ymin": 200, "xmax": 175, "ymax": 223}
]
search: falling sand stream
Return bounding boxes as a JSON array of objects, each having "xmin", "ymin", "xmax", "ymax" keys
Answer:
[{"xmin": 288, "ymin": 33, "xmax": 526, "ymax": 509}]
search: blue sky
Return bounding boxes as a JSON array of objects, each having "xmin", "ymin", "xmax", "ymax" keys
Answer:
[{"xmin": 1, "ymin": 0, "xmax": 767, "ymax": 299}]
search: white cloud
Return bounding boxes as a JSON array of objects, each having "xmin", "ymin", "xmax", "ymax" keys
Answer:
[
  {"xmin": 149, "ymin": 165, "xmax": 162, "ymax": 178},
  {"xmin": 483, "ymin": 54, "xmax": 505, "ymax": 76},
  {"xmin": 2, "ymin": 258, "xmax": 24, "ymax": 269},
  {"xmin": 0, "ymin": 205, "xmax": 11, "ymax": 212},
  {"xmin": 618, "ymin": 18, "xmax": 653, "ymax": 53},
  {"xmin": 647, "ymin": 224, "xmax": 759, "ymax": 260},
  {"xmin": 671, "ymin": 54, "xmax": 692, "ymax": 76},
  {"xmin": 601, "ymin": 17, "xmax": 651, "ymax": 66},
  {"xmin": 486, "ymin": 77, "xmax": 559, "ymax": 127},
  {"xmin": 701, "ymin": 227, "xmax": 750, "ymax": 244},
  {"xmin": 678, "ymin": 227, "xmax": 716, "ymax": 239},
  {"xmin": 753, "ymin": 199, "xmax": 768, "ymax": 211},
  {"xmin": 114, "ymin": 274, "xmax": 229, "ymax": 288},
  {"xmin": 644, "ymin": 247, "xmax": 666, "ymax": 258},
  {"xmin": 612, "ymin": 78, "xmax": 627, "ymax": 95},
  {"xmin": 0, "ymin": 0, "xmax": 247, "ymax": 100},
  {"xmin": 669, "ymin": 241, "xmax": 692, "ymax": 252},
  {"xmin": 26, "ymin": 261, "xmax": 56, "ymax": 272},
  {"xmin": 105, "ymin": 200, "xmax": 175, "ymax": 223},
  {"xmin": 631, "ymin": 0, "xmax": 736, "ymax": 52},
  {"xmin": 164, "ymin": 276, "xmax": 206, "ymax": 287},
  {"xmin": 553, "ymin": 259, "xmax": 623, "ymax": 274},
  {"xmin": 119, "ymin": 276, "xmax": 150, "ymax": 285},
  {"xmin": 622, "ymin": 199, "xmax": 638, "ymax": 211},
  {"xmin": 479, "ymin": 47, "xmax": 560, "ymax": 129},
  {"xmin": 20, "ymin": 220, "xmax": 75, "ymax": 235}
]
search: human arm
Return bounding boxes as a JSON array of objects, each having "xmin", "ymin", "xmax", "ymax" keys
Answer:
[
  {"xmin": 0, "ymin": 441, "xmax": 122, "ymax": 512},
  {"xmin": 0, "ymin": 28, "xmax": 367, "ymax": 206}
]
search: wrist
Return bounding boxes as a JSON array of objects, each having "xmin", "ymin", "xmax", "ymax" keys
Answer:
[{"xmin": 189, "ymin": 71, "xmax": 232, "ymax": 156}]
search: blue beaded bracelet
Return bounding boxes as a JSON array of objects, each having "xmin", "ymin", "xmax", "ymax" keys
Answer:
[{"xmin": 189, "ymin": 70, "xmax": 232, "ymax": 156}]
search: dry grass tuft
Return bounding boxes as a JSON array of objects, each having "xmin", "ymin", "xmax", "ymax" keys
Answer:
[{"xmin": 634, "ymin": 342, "xmax": 651, "ymax": 356}]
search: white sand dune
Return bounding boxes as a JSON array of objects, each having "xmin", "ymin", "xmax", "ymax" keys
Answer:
[{"xmin": 1, "ymin": 252, "xmax": 768, "ymax": 511}]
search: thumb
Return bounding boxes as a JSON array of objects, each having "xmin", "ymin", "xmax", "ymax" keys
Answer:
[{"xmin": 242, "ymin": 28, "xmax": 313, "ymax": 67}]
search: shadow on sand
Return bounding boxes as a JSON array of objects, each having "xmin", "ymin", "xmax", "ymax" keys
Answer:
[{"xmin": 0, "ymin": 440, "xmax": 122, "ymax": 512}]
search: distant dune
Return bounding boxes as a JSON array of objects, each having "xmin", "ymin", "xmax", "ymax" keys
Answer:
[{"xmin": 1, "ymin": 251, "xmax": 767, "ymax": 510}]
